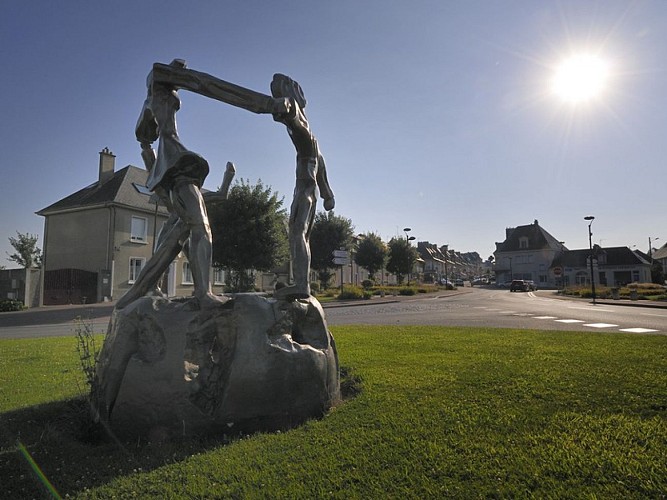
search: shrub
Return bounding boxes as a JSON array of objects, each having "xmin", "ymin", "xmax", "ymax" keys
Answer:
[
  {"xmin": 338, "ymin": 285, "xmax": 372, "ymax": 300},
  {"xmin": 310, "ymin": 282, "xmax": 320, "ymax": 293},
  {"xmin": 0, "ymin": 299, "xmax": 24, "ymax": 312},
  {"xmin": 399, "ymin": 287, "xmax": 416, "ymax": 296},
  {"xmin": 361, "ymin": 279, "xmax": 374, "ymax": 290}
]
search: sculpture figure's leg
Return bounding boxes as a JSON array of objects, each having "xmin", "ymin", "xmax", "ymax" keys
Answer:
[
  {"xmin": 275, "ymin": 177, "xmax": 316, "ymax": 300},
  {"xmin": 115, "ymin": 217, "xmax": 189, "ymax": 309},
  {"xmin": 171, "ymin": 180, "xmax": 227, "ymax": 307}
]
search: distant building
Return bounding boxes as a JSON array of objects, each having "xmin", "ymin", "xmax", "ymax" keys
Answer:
[
  {"xmin": 417, "ymin": 242, "xmax": 447, "ymax": 282},
  {"xmin": 36, "ymin": 148, "xmax": 226, "ymax": 305},
  {"xmin": 652, "ymin": 243, "xmax": 667, "ymax": 279},
  {"xmin": 552, "ymin": 246, "xmax": 652, "ymax": 287},
  {"xmin": 494, "ymin": 220, "xmax": 567, "ymax": 288}
]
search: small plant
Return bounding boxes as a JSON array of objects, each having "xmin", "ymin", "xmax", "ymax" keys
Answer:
[
  {"xmin": 0, "ymin": 299, "xmax": 25, "ymax": 312},
  {"xmin": 398, "ymin": 287, "xmax": 416, "ymax": 296},
  {"xmin": 73, "ymin": 317, "xmax": 102, "ymax": 426},
  {"xmin": 338, "ymin": 285, "xmax": 372, "ymax": 300},
  {"xmin": 361, "ymin": 279, "xmax": 374, "ymax": 290},
  {"xmin": 310, "ymin": 281, "xmax": 321, "ymax": 293}
]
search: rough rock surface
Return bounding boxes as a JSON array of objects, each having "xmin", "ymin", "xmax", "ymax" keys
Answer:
[{"xmin": 95, "ymin": 294, "xmax": 340, "ymax": 438}]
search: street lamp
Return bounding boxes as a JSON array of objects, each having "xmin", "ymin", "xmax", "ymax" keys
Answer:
[
  {"xmin": 403, "ymin": 227, "xmax": 416, "ymax": 285},
  {"xmin": 649, "ymin": 237, "xmax": 660, "ymax": 261},
  {"xmin": 584, "ymin": 216, "xmax": 596, "ymax": 305}
]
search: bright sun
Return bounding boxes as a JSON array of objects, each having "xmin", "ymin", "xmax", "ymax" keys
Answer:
[{"xmin": 552, "ymin": 54, "xmax": 610, "ymax": 103}]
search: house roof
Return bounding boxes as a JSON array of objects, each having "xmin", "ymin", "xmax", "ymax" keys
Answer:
[
  {"xmin": 36, "ymin": 165, "xmax": 169, "ymax": 216},
  {"xmin": 551, "ymin": 246, "xmax": 650, "ymax": 268},
  {"xmin": 652, "ymin": 244, "xmax": 667, "ymax": 261},
  {"xmin": 417, "ymin": 241, "xmax": 447, "ymax": 263},
  {"xmin": 495, "ymin": 220, "xmax": 565, "ymax": 253}
]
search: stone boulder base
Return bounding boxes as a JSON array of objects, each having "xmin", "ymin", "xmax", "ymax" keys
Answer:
[{"xmin": 97, "ymin": 294, "xmax": 340, "ymax": 439}]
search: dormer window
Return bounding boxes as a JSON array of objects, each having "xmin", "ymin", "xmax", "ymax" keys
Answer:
[{"xmin": 519, "ymin": 237, "xmax": 529, "ymax": 249}]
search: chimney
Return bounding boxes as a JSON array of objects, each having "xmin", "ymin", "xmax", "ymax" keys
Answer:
[{"xmin": 99, "ymin": 147, "xmax": 115, "ymax": 184}]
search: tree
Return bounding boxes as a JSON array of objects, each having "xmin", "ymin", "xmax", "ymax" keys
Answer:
[
  {"xmin": 651, "ymin": 260, "xmax": 664, "ymax": 285},
  {"xmin": 208, "ymin": 179, "xmax": 288, "ymax": 292},
  {"xmin": 386, "ymin": 237, "xmax": 418, "ymax": 285},
  {"xmin": 354, "ymin": 232, "xmax": 387, "ymax": 281},
  {"xmin": 310, "ymin": 211, "xmax": 354, "ymax": 289},
  {"xmin": 7, "ymin": 232, "xmax": 41, "ymax": 268}
]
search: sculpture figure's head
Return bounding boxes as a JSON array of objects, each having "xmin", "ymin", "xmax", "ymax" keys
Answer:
[{"xmin": 271, "ymin": 74, "xmax": 307, "ymax": 109}]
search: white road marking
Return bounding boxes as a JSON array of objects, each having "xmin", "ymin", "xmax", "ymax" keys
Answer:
[
  {"xmin": 555, "ymin": 319, "xmax": 585, "ymax": 324},
  {"xmin": 568, "ymin": 306, "xmax": 615, "ymax": 313},
  {"xmin": 584, "ymin": 323, "xmax": 619, "ymax": 328},
  {"xmin": 534, "ymin": 316, "xmax": 557, "ymax": 319},
  {"xmin": 620, "ymin": 328, "xmax": 659, "ymax": 333},
  {"xmin": 512, "ymin": 313, "xmax": 534, "ymax": 317}
]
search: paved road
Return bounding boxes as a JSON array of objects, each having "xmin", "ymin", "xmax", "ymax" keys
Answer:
[
  {"xmin": 1, "ymin": 288, "xmax": 666, "ymax": 339},
  {"xmin": 0, "ymin": 303, "xmax": 113, "ymax": 339},
  {"xmin": 325, "ymin": 287, "xmax": 667, "ymax": 334}
]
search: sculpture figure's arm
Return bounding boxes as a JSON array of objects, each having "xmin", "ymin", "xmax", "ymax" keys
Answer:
[
  {"xmin": 203, "ymin": 162, "xmax": 237, "ymax": 205},
  {"xmin": 152, "ymin": 62, "xmax": 288, "ymax": 115},
  {"xmin": 316, "ymin": 154, "xmax": 335, "ymax": 210}
]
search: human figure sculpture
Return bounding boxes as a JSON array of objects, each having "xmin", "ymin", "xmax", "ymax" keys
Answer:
[
  {"xmin": 116, "ymin": 59, "xmax": 232, "ymax": 309},
  {"xmin": 270, "ymin": 74, "xmax": 335, "ymax": 299}
]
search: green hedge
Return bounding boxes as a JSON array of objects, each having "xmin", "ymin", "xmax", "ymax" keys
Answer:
[{"xmin": 0, "ymin": 299, "xmax": 24, "ymax": 312}]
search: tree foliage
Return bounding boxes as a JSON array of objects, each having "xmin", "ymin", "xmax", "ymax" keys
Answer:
[
  {"xmin": 7, "ymin": 232, "xmax": 41, "ymax": 268},
  {"xmin": 310, "ymin": 211, "xmax": 354, "ymax": 289},
  {"xmin": 386, "ymin": 237, "xmax": 418, "ymax": 285},
  {"xmin": 208, "ymin": 179, "xmax": 288, "ymax": 292},
  {"xmin": 651, "ymin": 260, "xmax": 664, "ymax": 285},
  {"xmin": 354, "ymin": 232, "xmax": 387, "ymax": 281}
]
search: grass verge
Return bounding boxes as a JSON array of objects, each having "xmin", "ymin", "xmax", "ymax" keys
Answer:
[{"xmin": 1, "ymin": 326, "xmax": 666, "ymax": 498}]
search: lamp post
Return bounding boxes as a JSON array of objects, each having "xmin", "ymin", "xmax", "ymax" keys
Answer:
[
  {"xmin": 649, "ymin": 237, "xmax": 660, "ymax": 262},
  {"xmin": 650, "ymin": 237, "xmax": 660, "ymax": 284},
  {"xmin": 403, "ymin": 227, "xmax": 416, "ymax": 285},
  {"xmin": 584, "ymin": 216, "xmax": 596, "ymax": 304}
]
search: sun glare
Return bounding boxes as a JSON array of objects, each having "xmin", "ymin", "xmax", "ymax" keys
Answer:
[{"xmin": 552, "ymin": 54, "xmax": 610, "ymax": 103}]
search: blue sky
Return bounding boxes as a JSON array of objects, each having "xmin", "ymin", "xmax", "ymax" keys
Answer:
[{"xmin": 2, "ymin": 0, "xmax": 666, "ymax": 267}]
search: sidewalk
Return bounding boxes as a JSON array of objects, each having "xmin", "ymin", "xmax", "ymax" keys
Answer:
[
  {"xmin": 1, "ymin": 288, "xmax": 470, "ymax": 327},
  {"xmin": 535, "ymin": 290, "xmax": 667, "ymax": 309}
]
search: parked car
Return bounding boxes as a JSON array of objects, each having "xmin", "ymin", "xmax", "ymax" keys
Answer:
[
  {"xmin": 510, "ymin": 279, "xmax": 529, "ymax": 292},
  {"xmin": 454, "ymin": 278, "xmax": 465, "ymax": 286},
  {"xmin": 525, "ymin": 280, "xmax": 537, "ymax": 291}
]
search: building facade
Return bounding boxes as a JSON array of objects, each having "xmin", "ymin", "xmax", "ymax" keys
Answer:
[
  {"xmin": 494, "ymin": 220, "xmax": 567, "ymax": 288},
  {"xmin": 552, "ymin": 246, "xmax": 652, "ymax": 287},
  {"xmin": 37, "ymin": 149, "xmax": 226, "ymax": 305}
]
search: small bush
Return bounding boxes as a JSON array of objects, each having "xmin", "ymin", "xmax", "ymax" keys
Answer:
[
  {"xmin": 338, "ymin": 285, "xmax": 372, "ymax": 300},
  {"xmin": 0, "ymin": 299, "xmax": 25, "ymax": 312},
  {"xmin": 361, "ymin": 279, "xmax": 374, "ymax": 290},
  {"xmin": 310, "ymin": 282, "xmax": 320, "ymax": 293},
  {"xmin": 399, "ymin": 287, "xmax": 416, "ymax": 296}
]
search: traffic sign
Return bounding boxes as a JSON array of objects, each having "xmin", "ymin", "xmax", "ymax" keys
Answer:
[
  {"xmin": 333, "ymin": 257, "xmax": 349, "ymax": 266},
  {"xmin": 332, "ymin": 249, "xmax": 348, "ymax": 258},
  {"xmin": 553, "ymin": 266, "xmax": 563, "ymax": 276}
]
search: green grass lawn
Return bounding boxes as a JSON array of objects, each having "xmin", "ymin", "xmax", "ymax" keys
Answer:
[{"xmin": 1, "ymin": 326, "xmax": 666, "ymax": 498}]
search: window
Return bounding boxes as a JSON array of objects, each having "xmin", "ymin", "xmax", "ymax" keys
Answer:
[
  {"xmin": 214, "ymin": 267, "xmax": 225, "ymax": 285},
  {"xmin": 182, "ymin": 261, "xmax": 193, "ymax": 284},
  {"xmin": 519, "ymin": 237, "xmax": 529, "ymax": 249},
  {"xmin": 129, "ymin": 257, "xmax": 145, "ymax": 284},
  {"xmin": 575, "ymin": 271, "xmax": 589, "ymax": 285},
  {"xmin": 130, "ymin": 216, "xmax": 148, "ymax": 243},
  {"xmin": 132, "ymin": 183, "xmax": 152, "ymax": 195}
]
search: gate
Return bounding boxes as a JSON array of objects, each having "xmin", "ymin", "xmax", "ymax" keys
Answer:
[{"xmin": 43, "ymin": 268, "xmax": 98, "ymax": 305}]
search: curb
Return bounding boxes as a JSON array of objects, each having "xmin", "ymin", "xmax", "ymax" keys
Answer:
[{"xmin": 537, "ymin": 291, "xmax": 667, "ymax": 310}]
